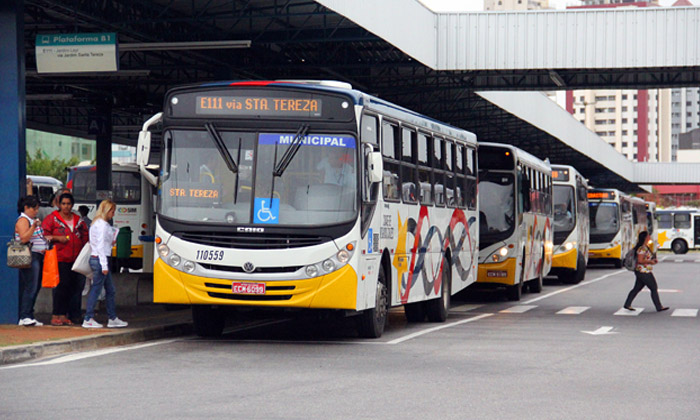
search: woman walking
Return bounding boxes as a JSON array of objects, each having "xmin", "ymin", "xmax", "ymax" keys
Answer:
[
  {"xmin": 41, "ymin": 192, "xmax": 89, "ymax": 326},
  {"xmin": 624, "ymin": 230, "xmax": 670, "ymax": 312},
  {"xmin": 14, "ymin": 196, "xmax": 47, "ymax": 326},
  {"xmin": 83, "ymin": 199, "xmax": 128, "ymax": 328}
]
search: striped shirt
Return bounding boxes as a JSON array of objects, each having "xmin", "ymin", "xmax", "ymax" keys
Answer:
[{"xmin": 15, "ymin": 213, "xmax": 48, "ymax": 253}]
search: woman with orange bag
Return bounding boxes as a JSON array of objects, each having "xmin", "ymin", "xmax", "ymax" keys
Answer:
[{"xmin": 41, "ymin": 192, "xmax": 89, "ymax": 326}]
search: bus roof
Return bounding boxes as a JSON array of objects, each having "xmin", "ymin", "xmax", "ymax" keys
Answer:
[{"xmin": 27, "ymin": 175, "xmax": 63, "ymax": 187}]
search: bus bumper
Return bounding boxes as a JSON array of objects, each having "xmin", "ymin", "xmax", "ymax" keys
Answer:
[
  {"xmin": 476, "ymin": 258, "xmax": 517, "ymax": 286},
  {"xmin": 588, "ymin": 245, "xmax": 621, "ymax": 260},
  {"xmin": 552, "ymin": 248, "xmax": 577, "ymax": 270},
  {"xmin": 153, "ymin": 258, "xmax": 358, "ymax": 310}
]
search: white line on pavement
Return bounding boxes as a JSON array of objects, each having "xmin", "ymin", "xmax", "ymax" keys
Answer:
[
  {"xmin": 0, "ymin": 339, "xmax": 179, "ymax": 370},
  {"xmin": 614, "ymin": 307, "xmax": 644, "ymax": 316},
  {"xmin": 557, "ymin": 306, "xmax": 590, "ymax": 315},
  {"xmin": 523, "ymin": 270, "xmax": 626, "ymax": 304},
  {"xmin": 671, "ymin": 309, "xmax": 698, "ymax": 317},
  {"xmin": 500, "ymin": 305, "xmax": 537, "ymax": 314},
  {"xmin": 386, "ymin": 313, "xmax": 494, "ymax": 345}
]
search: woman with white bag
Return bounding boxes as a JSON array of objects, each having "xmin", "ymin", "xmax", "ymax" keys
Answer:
[{"xmin": 82, "ymin": 199, "xmax": 128, "ymax": 329}]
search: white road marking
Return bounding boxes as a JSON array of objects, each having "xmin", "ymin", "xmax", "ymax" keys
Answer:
[
  {"xmin": 499, "ymin": 305, "xmax": 537, "ymax": 314},
  {"xmin": 641, "ymin": 289, "xmax": 681, "ymax": 293},
  {"xmin": 614, "ymin": 307, "xmax": 645, "ymax": 316},
  {"xmin": 557, "ymin": 306, "xmax": 590, "ymax": 315},
  {"xmin": 0, "ymin": 339, "xmax": 179, "ymax": 370},
  {"xmin": 674, "ymin": 259, "xmax": 683, "ymax": 263},
  {"xmin": 671, "ymin": 309, "xmax": 698, "ymax": 317},
  {"xmin": 581, "ymin": 326, "xmax": 617, "ymax": 335},
  {"xmin": 386, "ymin": 313, "xmax": 494, "ymax": 345},
  {"xmin": 450, "ymin": 303, "xmax": 483, "ymax": 313},
  {"xmin": 524, "ymin": 270, "xmax": 625, "ymax": 304}
]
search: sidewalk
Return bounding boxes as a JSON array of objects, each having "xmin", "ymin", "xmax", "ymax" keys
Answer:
[{"xmin": 1, "ymin": 270, "xmax": 194, "ymax": 366}]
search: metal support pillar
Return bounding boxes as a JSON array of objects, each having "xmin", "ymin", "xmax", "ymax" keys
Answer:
[
  {"xmin": 94, "ymin": 98, "xmax": 113, "ymax": 206},
  {"xmin": 0, "ymin": 0, "xmax": 25, "ymax": 324}
]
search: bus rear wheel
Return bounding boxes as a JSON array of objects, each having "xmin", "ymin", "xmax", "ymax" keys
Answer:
[
  {"xmin": 357, "ymin": 266, "xmax": 388, "ymax": 338},
  {"xmin": 672, "ymin": 239, "xmax": 688, "ymax": 254},
  {"xmin": 426, "ymin": 256, "xmax": 451, "ymax": 322},
  {"xmin": 192, "ymin": 305, "xmax": 225, "ymax": 338}
]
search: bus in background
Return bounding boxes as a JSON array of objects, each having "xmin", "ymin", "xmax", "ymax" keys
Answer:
[
  {"xmin": 136, "ymin": 80, "xmax": 479, "ymax": 338},
  {"xmin": 550, "ymin": 165, "xmax": 589, "ymax": 284},
  {"xmin": 587, "ymin": 189, "xmax": 647, "ymax": 267},
  {"xmin": 655, "ymin": 208, "xmax": 700, "ymax": 254},
  {"xmin": 645, "ymin": 201, "xmax": 658, "ymax": 251},
  {"xmin": 66, "ymin": 163, "xmax": 155, "ymax": 272},
  {"xmin": 475, "ymin": 143, "xmax": 553, "ymax": 301},
  {"xmin": 27, "ymin": 175, "xmax": 63, "ymax": 207}
]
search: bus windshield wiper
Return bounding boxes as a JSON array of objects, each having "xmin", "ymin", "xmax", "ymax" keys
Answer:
[
  {"xmin": 204, "ymin": 122, "xmax": 238, "ymax": 173},
  {"xmin": 273, "ymin": 124, "xmax": 309, "ymax": 177}
]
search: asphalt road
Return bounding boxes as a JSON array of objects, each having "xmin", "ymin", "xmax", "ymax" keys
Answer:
[{"xmin": 2, "ymin": 253, "xmax": 699, "ymax": 419}]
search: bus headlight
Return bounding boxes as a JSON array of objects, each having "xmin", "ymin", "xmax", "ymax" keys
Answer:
[
  {"xmin": 183, "ymin": 260, "xmax": 196, "ymax": 273},
  {"xmin": 304, "ymin": 241, "xmax": 356, "ymax": 278},
  {"xmin": 306, "ymin": 265, "xmax": 319, "ymax": 277},
  {"xmin": 490, "ymin": 246, "xmax": 509, "ymax": 263},
  {"xmin": 157, "ymin": 244, "xmax": 170, "ymax": 258},
  {"xmin": 564, "ymin": 242, "xmax": 574, "ymax": 251},
  {"xmin": 168, "ymin": 254, "xmax": 181, "ymax": 267},
  {"xmin": 322, "ymin": 259, "xmax": 335, "ymax": 272}
]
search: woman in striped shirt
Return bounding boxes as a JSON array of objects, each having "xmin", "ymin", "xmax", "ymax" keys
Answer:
[{"xmin": 14, "ymin": 196, "xmax": 48, "ymax": 326}]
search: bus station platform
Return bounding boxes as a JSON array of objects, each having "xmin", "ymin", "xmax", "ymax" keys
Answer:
[{"xmin": 0, "ymin": 273, "xmax": 193, "ymax": 366}]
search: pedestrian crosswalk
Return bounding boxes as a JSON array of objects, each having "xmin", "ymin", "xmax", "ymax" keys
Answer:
[{"xmin": 451, "ymin": 304, "xmax": 700, "ymax": 318}]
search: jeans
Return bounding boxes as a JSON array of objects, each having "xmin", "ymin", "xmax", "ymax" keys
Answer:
[
  {"xmin": 18, "ymin": 252, "xmax": 43, "ymax": 320},
  {"xmin": 84, "ymin": 256, "xmax": 117, "ymax": 321}
]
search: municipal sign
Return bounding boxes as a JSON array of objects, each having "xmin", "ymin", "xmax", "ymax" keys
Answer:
[{"xmin": 35, "ymin": 33, "xmax": 118, "ymax": 73}]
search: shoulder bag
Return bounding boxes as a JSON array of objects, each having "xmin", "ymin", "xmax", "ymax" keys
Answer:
[
  {"xmin": 72, "ymin": 242, "xmax": 93, "ymax": 278},
  {"xmin": 7, "ymin": 240, "xmax": 31, "ymax": 269}
]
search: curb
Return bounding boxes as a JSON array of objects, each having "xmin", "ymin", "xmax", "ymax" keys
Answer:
[{"xmin": 0, "ymin": 321, "xmax": 193, "ymax": 366}]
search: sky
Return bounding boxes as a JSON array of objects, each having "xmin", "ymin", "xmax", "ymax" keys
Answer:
[{"xmin": 421, "ymin": 0, "xmax": 698, "ymax": 11}]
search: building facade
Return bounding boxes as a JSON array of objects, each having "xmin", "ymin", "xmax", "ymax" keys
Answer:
[{"xmin": 484, "ymin": 0, "xmax": 549, "ymax": 11}]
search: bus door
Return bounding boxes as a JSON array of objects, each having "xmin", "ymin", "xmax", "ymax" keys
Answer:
[{"xmin": 694, "ymin": 215, "xmax": 700, "ymax": 247}]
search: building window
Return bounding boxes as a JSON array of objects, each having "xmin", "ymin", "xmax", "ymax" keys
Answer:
[
  {"xmin": 622, "ymin": 118, "xmax": 628, "ymax": 123},
  {"xmin": 622, "ymin": 130, "xmax": 628, "ymax": 135},
  {"xmin": 622, "ymin": 107, "xmax": 628, "ymax": 112},
  {"xmin": 633, "ymin": 107, "xmax": 638, "ymax": 111},
  {"xmin": 622, "ymin": 95, "xmax": 628, "ymax": 100},
  {"xmin": 622, "ymin": 142, "xmax": 628, "ymax": 147}
]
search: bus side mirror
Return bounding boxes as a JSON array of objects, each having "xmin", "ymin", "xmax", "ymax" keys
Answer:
[
  {"xmin": 368, "ymin": 151, "xmax": 383, "ymax": 184},
  {"xmin": 136, "ymin": 130, "xmax": 151, "ymax": 167}
]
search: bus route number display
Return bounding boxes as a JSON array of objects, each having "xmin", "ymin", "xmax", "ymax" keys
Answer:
[
  {"xmin": 196, "ymin": 95, "xmax": 322, "ymax": 117},
  {"xmin": 552, "ymin": 169, "xmax": 569, "ymax": 182},
  {"xmin": 588, "ymin": 191, "xmax": 615, "ymax": 200}
]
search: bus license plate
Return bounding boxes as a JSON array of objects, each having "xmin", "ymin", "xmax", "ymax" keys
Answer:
[
  {"xmin": 487, "ymin": 271, "xmax": 507, "ymax": 278},
  {"xmin": 232, "ymin": 282, "xmax": 266, "ymax": 295}
]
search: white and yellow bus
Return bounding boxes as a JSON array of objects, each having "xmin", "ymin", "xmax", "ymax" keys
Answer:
[
  {"xmin": 587, "ymin": 189, "xmax": 647, "ymax": 267},
  {"xmin": 645, "ymin": 201, "xmax": 658, "ymax": 251},
  {"xmin": 67, "ymin": 163, "xmax": 155, "ymax": 272},
  {"xmin": 475, "ymin": 143, "xmax": 553, "ymax": 301},
  {"xmin": 136, "ymin": 80, "xmax": 479, "ymax": 338},
  {"xmin": 655, "ymin": 208, "xmax": 700, "ymax": 254},
  {"xmin": 550, "ymin": 165, "xmax": 589, "ymax": 284}
]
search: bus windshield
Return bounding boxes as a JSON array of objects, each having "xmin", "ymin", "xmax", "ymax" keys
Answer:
[
  {"xmin": 160, "ymin": 129, "xmax": 358, "ymax": 226},
  {"xmin": 589, "ymin": 202, "xmax": 619, "ymax": 235},
  {"xmin": 553, "ymin": 185, "xmax": 575, "ymax": 233},
  {"xmin": 478, "ymin": 172, "xmax": 514, "ymax": 245}
]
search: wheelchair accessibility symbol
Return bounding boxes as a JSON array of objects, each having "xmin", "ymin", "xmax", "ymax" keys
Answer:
[{"xmin": 254, "ymin": 198, "xmax": 279, "ymax": 224}]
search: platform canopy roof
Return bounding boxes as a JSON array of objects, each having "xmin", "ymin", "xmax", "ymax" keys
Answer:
[{"xmin": 21, "ymin": 0, "xmax": 700, "ymax": 192}]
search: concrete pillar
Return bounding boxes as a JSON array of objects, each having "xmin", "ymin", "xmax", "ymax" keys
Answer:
[{"xmin": 0, "ymin": 0, "xmax": 25, "ymax": 324}]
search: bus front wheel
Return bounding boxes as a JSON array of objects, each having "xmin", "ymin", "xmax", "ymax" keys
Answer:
[
  {"xmin": 672, "ymin": 239, "xmax": 688, "ymax": 254},
  {"xmin": 357, "ymin": 266, "xmax": 388, "ymax": 338},
  {"xmin": 192, "ymin": 305, "xmax": 225, "ymax": 338}
]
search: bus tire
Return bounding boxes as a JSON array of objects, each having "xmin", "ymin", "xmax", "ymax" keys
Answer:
[
  {"xmin": 192, "ymin": 305, "xmax": 225, "ymax": 338},
  {"xmin": 357, "ymin": 266, "xmax": 388, "ymax": 338},
  {"xmin": 672, "ymin": 239, "xmax": 688, "ymax": 254},
  {"xmin": 426, "ymin": 256, "xmax": 451, "ymax": 322},
  {"xmin": 528, "ymin": 252, "xmax": 544, "ymax": 293},
  {"xmin": 404, "ymin": 301, "xmax": 426, "ymax": 322},
  {"xmin": 575, "ymin": 254, "xmax": 586, "ymax": 283}
]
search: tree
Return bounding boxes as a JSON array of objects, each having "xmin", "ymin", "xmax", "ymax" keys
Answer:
[{"xmin": 26, "ymin": 149, "xmax": 80, "ymax": 184}]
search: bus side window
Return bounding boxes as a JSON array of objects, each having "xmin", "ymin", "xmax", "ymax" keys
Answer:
[
  {"xmin": 381, "ymin": 122, "xmax": 401, "ymax": 201},
  {"xmin": 401, "ymin": 127, "xmax": 417, "ymax": 204},
  {"xmin": 465, "ymin": 147, "xmax": 476, "ymax": 210},
  {"xmin": 417, "ymin": 132, "xmax": 433, "ymax": 205},
  {"xmin": 361, "ymin": 114, "xmax": 378, "ymax": 144}
]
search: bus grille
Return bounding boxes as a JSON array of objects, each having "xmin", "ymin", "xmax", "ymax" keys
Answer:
[
  {"xmin": 173, "ymin": 231, "xmax": 329, "ymax": 249},
  {"xmin": 590, "ymin": 232, "xmax": 618, "ymax": 244},
  {"xmin": 200, "ymin": 263, "xmax": 302, "ymax": 274},
  {"xmin": 207, "ymin": 292, "xmax": 292, "ymax": 301}
]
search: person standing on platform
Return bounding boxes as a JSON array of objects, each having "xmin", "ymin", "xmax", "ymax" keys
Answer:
[
  {"xmin": 14, "ymin": 196, "xmax": 47, "ymax": 326},
  {"xmin": 83, "ymin": 199, "xmax": 128, "ymax": 329},
  {"xmin": 624, "ymin": 230, "xmax": 670, "ymax": 312},
  {"xmin": 41, "ymin": 192, "xmax": 89, "ymax": 326}
]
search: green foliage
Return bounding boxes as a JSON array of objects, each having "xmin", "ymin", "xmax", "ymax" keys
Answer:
[{"xmin": 26, "ymin": 149, "xmax": 80, "ymax": 184}]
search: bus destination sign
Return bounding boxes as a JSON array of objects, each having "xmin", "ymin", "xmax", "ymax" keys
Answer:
[
  {"xmin": 588, "ymin": 191, "xmax": 615, "ymax": 200},
  {"xmin": 551, "ymin": 169, "xmax": 569, "ymax": 182},
  {"xmin": 196, "ymin": 95, "xmax": 322, "ymax": 117}
]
